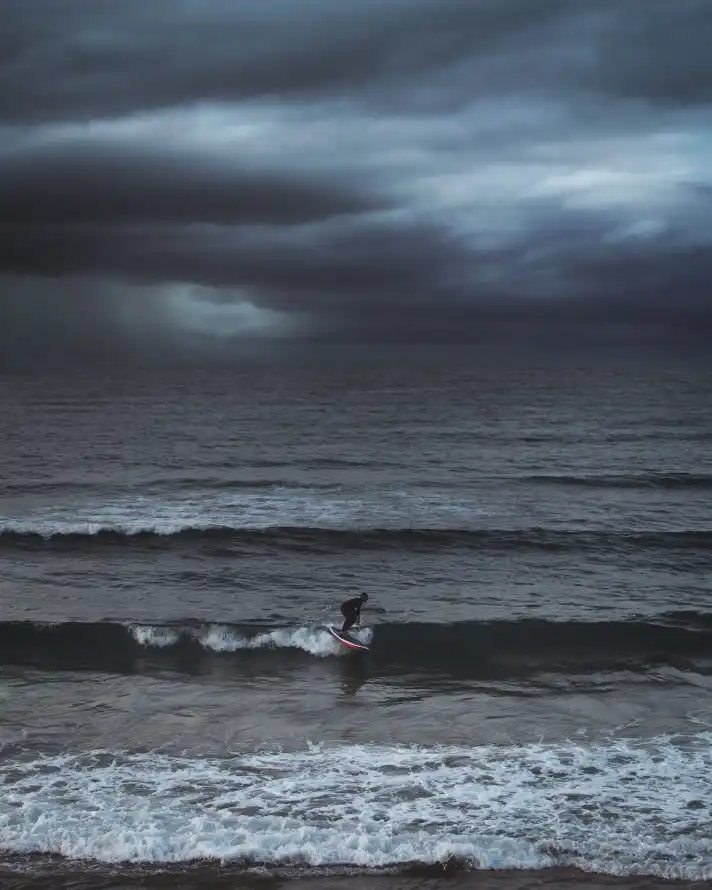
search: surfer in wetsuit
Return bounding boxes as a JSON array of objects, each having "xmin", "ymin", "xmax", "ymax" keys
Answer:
[{"xmin": 340, "ymin": 593, "xmax": 368, "ymax": 635}]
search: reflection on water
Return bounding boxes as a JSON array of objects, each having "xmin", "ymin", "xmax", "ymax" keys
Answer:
[{"xmin": 336, "ymin": 655, "xmax": 372, "ymax": 698}]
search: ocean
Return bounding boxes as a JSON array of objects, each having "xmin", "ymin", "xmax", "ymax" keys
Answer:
[{"xmin": 0, "ymin": 360, "xmax": 711, "ymax": 890}]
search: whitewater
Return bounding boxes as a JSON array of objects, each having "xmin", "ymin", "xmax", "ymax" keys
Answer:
[{"xmin": 0, "ymin": 736, "xmax": 710, "ymax": 879}]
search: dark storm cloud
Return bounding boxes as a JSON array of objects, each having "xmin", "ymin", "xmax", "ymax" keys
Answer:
[
  {"xmin": 0, "ymin": 0, "xmax": 572, "ymax": 122},
  {"xmin": 1, "ymin": 0, "xmax": 712, "ymax": 363},
  {"xmin": 2, "ymin": 0, "xmax": 711, "ymax": 123},
  {"xmin": 0, "ymin": 208, "xmax": 465, "ymax": 298},
  {"xmin": 592, "ymin": 0, "xmax": 712, "ymax": 106},
  {"xmin": 4, "ymin": 200, "xmax": 710, "ymax": 351},
  {"xmin": 0, "ymin": 142, "xmax": 382, "ymax": 226}
]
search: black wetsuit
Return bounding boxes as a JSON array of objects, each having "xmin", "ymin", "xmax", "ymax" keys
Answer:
[{"xmin": 340, "ymin": 596, "xmax": 364, "ymax": 634}]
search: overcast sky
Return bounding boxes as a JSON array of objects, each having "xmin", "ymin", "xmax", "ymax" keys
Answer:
[{"xmin": 1, "ymin": 0, "xmax": 711, "ymax": 364}]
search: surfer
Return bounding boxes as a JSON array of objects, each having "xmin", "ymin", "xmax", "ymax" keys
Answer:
[{"xmin": 340, "ymin": 593, "xmax": 368, "ymax": 635}]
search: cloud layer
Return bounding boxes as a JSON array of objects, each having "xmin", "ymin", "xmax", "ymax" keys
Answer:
[{"xmin": 2, "ymin": 0, "xmax": 712, "ymax": 363}]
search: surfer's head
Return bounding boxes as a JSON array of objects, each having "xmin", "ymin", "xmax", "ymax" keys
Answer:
[{"xmin": 361, "ymin": 593, "xmax": 369, "ymax": 602}]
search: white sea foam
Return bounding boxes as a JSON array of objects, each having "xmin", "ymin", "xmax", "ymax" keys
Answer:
[
  {"xmin": 128, "ymin": 624, "xmax": 373, "ymax": 657},
  {"xmin": 0, "ymin": 737, "xmax": 710, "ymax": 878},
  {"xmin": 130, "ymin": 626, "xmax": 181, "ymax": 648},
  {"xmin": 0, "ymin": 489, "xmax": 488, "ymax": 537}
]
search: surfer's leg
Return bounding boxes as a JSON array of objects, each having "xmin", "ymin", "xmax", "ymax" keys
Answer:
[{"xmin": 341, "ymin": 614, "xmax": 356, "ymax": 634}]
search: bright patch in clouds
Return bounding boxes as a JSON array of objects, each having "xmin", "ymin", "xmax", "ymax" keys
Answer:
[{"xmin": 167, "ymin": 287, "xmax": 307, "ymax": 339}]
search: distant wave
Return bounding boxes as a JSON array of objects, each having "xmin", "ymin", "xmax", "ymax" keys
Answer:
[
  {"xmin": 1, "ymin": 612, "xmax": 710, "ymax": 680},
  {"xmin": 0, "ymin": 477, "xmax": 343, "ymax": 495},
  {"xmin": 0, "ymin": 736, "xmax": 711, "ymax": 877},
  {"xmin": 4, "ymin": 470, "xmax": 712, "ymax": 498},
  {"xmin": 1, "ymin": 523, "xmax": 711, "ymax": 555},
  {"xmin": 523, "ymin": 471, "xmax": 712, "ymax": 490}
]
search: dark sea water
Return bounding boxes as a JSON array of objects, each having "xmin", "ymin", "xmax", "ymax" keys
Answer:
[{"xmin": 1, "ymin": 360, "xmax": 711, "ymax": 890}]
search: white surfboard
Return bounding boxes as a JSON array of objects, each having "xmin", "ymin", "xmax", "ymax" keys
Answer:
[{"xmin": 327, "ymin": 625, "xmax": 370, "ymax": 651}]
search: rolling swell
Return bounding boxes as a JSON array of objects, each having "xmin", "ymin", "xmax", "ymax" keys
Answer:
[
  {"xmin": 524, "ymin": 471, "xmax": 712, "ymax": 490},
  {"xmin": 1, "ymin": 524, "xmax": 711, "ymax": 555},
  {"xmin": 0, "ymin": 477, "xmax": 342, "ymax": 495},
  {"xmin": 1, "ymin": 612, "xmax": 711, "ymax": 681}
]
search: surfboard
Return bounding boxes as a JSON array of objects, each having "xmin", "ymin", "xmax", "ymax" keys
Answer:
[{"xmin": 327, "ymin": 625, "xmax": 370, "ymax": 651}]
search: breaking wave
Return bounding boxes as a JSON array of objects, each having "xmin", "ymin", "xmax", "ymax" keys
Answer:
[
  {"xmin": 0, "ymin": 736, "xmax": 711, "ymax": 878},
  {"xmin": 0, "ymin": 619, "xmax": 371, "ymax": 665},
  {"xmin": 1, "ymin": 613, "xmax": 711, "ymax": 680},
  {"xmin": 128, "ymin": 622, "xmax": 372, "ymax": 657}
]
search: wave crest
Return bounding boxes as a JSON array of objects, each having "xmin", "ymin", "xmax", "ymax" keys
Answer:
[{"xmin": 127, "ymin": 623, "xmax": 372, "ymax": 657}]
